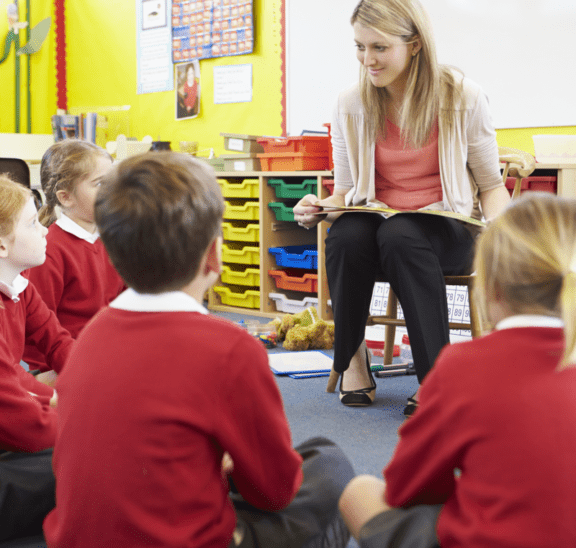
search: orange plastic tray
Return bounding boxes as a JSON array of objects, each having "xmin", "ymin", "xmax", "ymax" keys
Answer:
[
  {"xmin": 268, "ymin": 268, "xmax": 318, "ymax": 293},
  {"xmin": 258, "ymin": 152, "xmax": 329, "ymax": 172},
  {"xmin": 257, "ymin": 135, "xmax": 330, "ymax": 155}
]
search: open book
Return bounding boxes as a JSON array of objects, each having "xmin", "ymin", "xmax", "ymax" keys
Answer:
[{"xmin": 312, "ymin": 205, "xmax": 485, "ymax": 227}]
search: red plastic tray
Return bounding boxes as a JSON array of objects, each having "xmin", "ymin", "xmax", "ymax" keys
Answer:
[
  {"xmin": 322, "ymin": 178, "xmax": 335, "ymax": 195},
  {"xmin": 258, "ymin": 152, "xmax": 329, "ymax": 172},
  {"xmin": 268, "ymin": 268, "xmax": 318, "ymax": 293},
  {"xmin": 505, "ymin": 176, "xmax": 557, "ymax": 196},
  {"xmin": 257, "ymin": 135, "xmax": 330, "ymax": 155}
]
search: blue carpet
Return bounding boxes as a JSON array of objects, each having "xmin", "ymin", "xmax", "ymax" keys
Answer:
[{"xmin": 213, "ymin": 310, "xmax": 419, "ymax": 547}]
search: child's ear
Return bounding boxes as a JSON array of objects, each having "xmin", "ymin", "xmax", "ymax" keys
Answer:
[
  {"xmin": 0, "ymin": 237, "xmax": 10, "ymax": 258},
  {"xmin": 55, "ymin": 189, "xmax": 74, "ymax": 209},
  {"xmin": 203, "ymin": 235, "xmax": 222, "ymax": 276}
]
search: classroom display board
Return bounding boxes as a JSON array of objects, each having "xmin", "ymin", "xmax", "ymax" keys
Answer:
[
  {"xmin": 172, "ymin": 0, "xmax": 254, "ymax": 62},
  {"xmin": 285, "ymin": 0, "xmax": 576, "ymax": 134}
]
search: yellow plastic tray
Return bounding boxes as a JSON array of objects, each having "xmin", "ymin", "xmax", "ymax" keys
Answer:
[
  {"xmin": 218, "ymin": 178, "xmax": 260, "ymax": 199},
  {"xmin": 221, "ymin": 243, "xmax": 259, "ymax": 265},
  {"xmin": 222, "ymin": 222, "xmax": 260, "ymax": 243},
  {"xmin": 214, "ymin": 286, "xmax": 260, "ymax": 309},
  {"xmin": 224, "ymin": 199, "xmax": 260, "ymax": 220},
  {"xmin": 221, "ymin": 265, "xmax": 260, "ymax": 286}
]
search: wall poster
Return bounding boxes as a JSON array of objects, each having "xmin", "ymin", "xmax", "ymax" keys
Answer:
[{"xmin": 172, "ymin": 0, "xmax": 254, "ymax": 63}]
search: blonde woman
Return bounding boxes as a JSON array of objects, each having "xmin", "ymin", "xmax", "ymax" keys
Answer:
[
  {"xmin": 338, "ymin": 193, "xmax": 576, "ymax": 547},
  {"xmin": 293, "ymin": 0, "xmax": 510, "ymax": 412}
]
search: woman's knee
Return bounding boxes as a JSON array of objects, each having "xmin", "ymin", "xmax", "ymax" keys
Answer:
[{"xmin": 326, "ymin": 214, "xmax": 381, "ymax": 259}]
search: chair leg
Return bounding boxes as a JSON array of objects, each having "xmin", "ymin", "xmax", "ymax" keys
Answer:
[
  {"xmin": 467, "ymin": 281, "xmax": 482, "ymax": 338},
  {"xmin": 383, "ymin": 291, "xmax": 398, "ymax": 365},
  {"xmin": 326, "ymin": 369, "xmax": 340, "ymax": 393}
]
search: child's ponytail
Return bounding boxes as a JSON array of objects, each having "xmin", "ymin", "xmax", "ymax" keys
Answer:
[{"xmin": 560, "ymin": 261, "xmax": 576, "ymax": 368}]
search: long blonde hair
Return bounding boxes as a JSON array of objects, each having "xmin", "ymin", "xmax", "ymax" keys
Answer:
[
  {"xmin": 474, "ymin": 193, "xmax": 576, "ymax": 368},
  {"xmin": 0, "ymin": 174, "xmax": 31, "ymax": 238},
  {"xmin": 38, "ymin": 140, "xmax": 112, "ymax": 227},
  {"xmin": 351, "ymin": 0, "xmax": 462, "ymax": 148}
]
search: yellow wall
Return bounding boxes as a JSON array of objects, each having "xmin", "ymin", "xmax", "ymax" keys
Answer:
[
  {"xmin": 0, "ymin": 0, "xmax": 574, "ymax": 157},
  {"xmin": 0, "ymin": 1, "xmax": 57, "ymax": 134},
  {"xmin": 65, "ymin": 0, "xmax": 283, "ymax": 156}
]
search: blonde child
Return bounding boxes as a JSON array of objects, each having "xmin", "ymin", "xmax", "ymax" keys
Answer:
[
  {"xmin": 339, "ymin": 192, "xmax": 576, "ymax": 547},
  {"xmin": 0, "ymin": 175, "xmax": 73, "ymax": 542},
  {"xmin": 24, "ymin": 140, "xmax": 124, "ymax": 371}
]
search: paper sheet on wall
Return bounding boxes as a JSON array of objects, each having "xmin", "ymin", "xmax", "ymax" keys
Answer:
[
  {"xmin": 213, "ymin": 64, "xmax": 253, "ymax": 104},
  {"xmin": 137, "ymin": 0, "xmax": 174, "ymax": 94}
]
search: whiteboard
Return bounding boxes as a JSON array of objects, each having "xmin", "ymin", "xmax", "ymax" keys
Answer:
[{"xmin": 285, "ymin": 0, "xmax": 576, "ymax": 135}]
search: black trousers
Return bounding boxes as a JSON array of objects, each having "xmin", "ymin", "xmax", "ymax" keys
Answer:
[
  {"xmin": 326, "ymin": 213, "xmax": 475, "ymax": 383},
  {"xmin": 0, "ymin": 449, "xmax": 54, "ymax": 545},
  {"xmin": 231, "ymin": 437, "xmax": 355, "ymax": 548}
]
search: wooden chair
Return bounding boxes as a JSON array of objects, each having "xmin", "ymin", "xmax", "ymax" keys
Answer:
[{"xmin": 326, "ymin": 147, "xmax": 536, "ymax": 392}]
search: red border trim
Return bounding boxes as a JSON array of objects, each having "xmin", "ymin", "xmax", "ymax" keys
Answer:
[
  {"xmin": 280, "ymin": 0, "xmax": 286, "ymax": 137},
  {"xmin": 54, "ymin": 0, "xmax": 67, "ymax": 110}
]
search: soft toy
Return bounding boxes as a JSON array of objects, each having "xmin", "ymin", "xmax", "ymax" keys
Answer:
[{"xmin": 270, "ymin": 307, "xmax": 334, "ymax": 351}]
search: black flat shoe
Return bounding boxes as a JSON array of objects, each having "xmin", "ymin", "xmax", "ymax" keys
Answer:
[
  {"xmin": 339, "ymin": 343, "xmax": 376, "ymax": 407},
  {"xmin": 403, "ymin": 394, "xmax": 418, "ymax": 416}
]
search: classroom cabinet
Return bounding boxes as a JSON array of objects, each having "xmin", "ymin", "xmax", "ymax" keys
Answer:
[{"xmin": 208, "ymin": 170, "xmax": 334, "ymax": 320}]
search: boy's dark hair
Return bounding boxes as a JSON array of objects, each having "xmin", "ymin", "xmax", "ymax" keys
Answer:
[{"xmin": 95, "ymin": 152, "xmax": 224, "ymax": 294}]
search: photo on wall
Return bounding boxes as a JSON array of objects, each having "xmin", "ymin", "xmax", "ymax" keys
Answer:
[{"xmin": 176, "ymin": 60, "xmax": 201, "ymax": 120}]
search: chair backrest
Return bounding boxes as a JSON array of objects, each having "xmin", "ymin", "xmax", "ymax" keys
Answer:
[
  {"xmin": 0, "ymin": 157, "xmax": 31, "ymax": 188},
  {"xmin": 498, "ymin": 147, "xmax": 536, "ymax": 200}
]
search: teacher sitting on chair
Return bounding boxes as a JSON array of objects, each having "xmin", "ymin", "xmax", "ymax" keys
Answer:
[{"xmin": 293, "ymin": 0, "xmax": 510, "ymax": 415}]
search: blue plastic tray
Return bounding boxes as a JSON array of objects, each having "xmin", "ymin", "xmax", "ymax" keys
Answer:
[{"xmin": 268, "ymin": 245, "xmax": 318, "ymax": 269}]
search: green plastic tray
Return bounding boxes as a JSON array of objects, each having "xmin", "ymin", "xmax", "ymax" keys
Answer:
[
  {"xmin": 268, "ymin": 202, "xmax": 295, "ymax": 222},
  {"xmin": 268, "ymin": 178, "xmax": 317, "ymax": 199}
]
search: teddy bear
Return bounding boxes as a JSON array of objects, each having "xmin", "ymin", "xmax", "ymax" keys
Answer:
[{"xmin": 270, "ymin": 307, "xmax": 334, "ymax": 351}]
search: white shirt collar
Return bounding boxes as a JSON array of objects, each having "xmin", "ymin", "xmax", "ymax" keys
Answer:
[
  {"xmin": 110, "ymin": 287, "xmax": 208, "ymax": 314},
  {"xmin": 56, "ymin": 213, "xmax": 99, "ymax": 244},
  {"xmin": 0, "ymin": 274, "xmax": 29, "ymax": 303},
  {"xmin": 495, "ymin": 314, "xmax": 564, "ymax": 331}
]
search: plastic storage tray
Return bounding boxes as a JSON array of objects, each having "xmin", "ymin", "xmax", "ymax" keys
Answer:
[
  {"xmin": 268, "ymin": 178, "xmax": 317, "ymax": 199},
  {"xmin": 268, "ymin": 269, "xmax": 318, "ymax": 293},
  {"xmin": 214, "ymin": 286, "xmax": 260, "ymax": 309},
  {"xmin": 221, "ymin": 243, "xmax": 259, "ymax": 265},
  {"xmin": 268, "ymin": 202, "xmax": 296, "ymax": 222},
  {"xmin": 224, "ymin": 200, "xmax": 260, "ymax": 220},
  {"xmin": 220, "ymin": 133, "xmax": 265, "ymax": 154},
  {"xmin": 257, "ymin": 136, "xmax": 330, "ymax": 155},
  {"xmin": 505, "ymin": 176, "xmax": 557, "ymax": 195},
  {"xmin": 322, "ymin": 179, "xmax": 335, "ymax": 195},
  {"xmin": 222, "ymin": 221, "xmax": 260, "ymax": 243},
  {"xmin": 258, "ymin": 152, "xmax": 329, "ymax": 172},
  {"xmin": 221, "ymin": 265, "xmax": 260, "ymax": 286},
  {"xmin": 268, "ymin": 245, "xmax": 318, "ymax": 269},
  {"xmin": 269, "ymin": 293, "xmax": 319, "ymax": 314},
  {"xmin": 220, "ymin": 154, "xmax": 261, "ymax": 172},
  {"xmin": 218, "ymin": 178, "xmax": 259, "ymax": 199}
]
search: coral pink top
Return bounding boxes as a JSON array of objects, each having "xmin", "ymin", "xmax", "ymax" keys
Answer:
[{"xmin": 374, "ymin": 120, "xmax": 442, "ymax": 211}]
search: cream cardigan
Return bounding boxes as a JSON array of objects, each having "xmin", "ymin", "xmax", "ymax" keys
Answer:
[{"xmin": 331, "ymin": 74, "xmax": 504, "ymax": 221}]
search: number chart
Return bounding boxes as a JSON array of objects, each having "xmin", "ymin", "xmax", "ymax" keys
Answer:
[{"xmin": 369, "ymin": 283, "xmax": 472, "ymax": 340}]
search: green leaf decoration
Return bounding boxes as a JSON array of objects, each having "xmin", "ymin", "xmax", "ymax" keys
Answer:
[
  {"xmin": 16, "ymin": 17, "xmax": 51, "ymax": 55},
  {"xmin": 0, "ymin": 30, "xmax": 16, "ymax": 64}
]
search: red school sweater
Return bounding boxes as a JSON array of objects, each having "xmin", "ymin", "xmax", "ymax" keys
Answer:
[
  {"xmin": 44, "ymin": 308, "xmax": 303, "ymax": 548},
  {"xmin": 0, "ymin": 284, "xmax": 73, "ymax": 451},
  {"xmin": 24, "ymin": 223, "xmax": 124, "ymax": 371},
  {"xmin": 384, "ymin": 327, "xmax": 576, "ymax": 547}
]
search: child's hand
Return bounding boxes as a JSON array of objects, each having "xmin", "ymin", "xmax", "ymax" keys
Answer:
[
  {"xmin": 221, "ymin": 452, "xmax": 234, "ymax": 477},
  {"xmin": 49, "ymin": 390, "xmax": 58, "ymax": 408},
  {"xmin": 35, "ymin": 370, "xmax": 58, "ymax": 388}
]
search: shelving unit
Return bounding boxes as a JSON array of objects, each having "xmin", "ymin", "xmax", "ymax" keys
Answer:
[{"xmin": 208, "ymin": 170, "xmax": 334, "ymax": 320}]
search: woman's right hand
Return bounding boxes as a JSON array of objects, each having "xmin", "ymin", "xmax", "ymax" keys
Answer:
[{"xmin": 293, "ymin": 194, "xmax": 325, "ymax": 230}]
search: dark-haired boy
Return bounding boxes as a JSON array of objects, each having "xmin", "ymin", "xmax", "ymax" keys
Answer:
[{"xmin": 44, "ymin": 152, "xmax": 354, "ymax": 548}]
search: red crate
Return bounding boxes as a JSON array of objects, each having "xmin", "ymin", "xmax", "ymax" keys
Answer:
[
  {"xmin": 505, "ymin": 176, "xmax": 557, "ymax": 196},
  {"xmin": 322, "ymin": 178, "xmax": 335, "ymax": 195},
  {"xmin": 268, "ymin": 269, "xmax": 318, "ymax": 293},
  {"xmin": 323, "ymin": 123, "xmax": 334, "ymax": 170},
  {"xmin": 257, "ymin": 135, "xmax": 330, "ymax": 155},
  {"xmin": 258, "ymin": 152, "xmax": 329, "ymax": 172}
]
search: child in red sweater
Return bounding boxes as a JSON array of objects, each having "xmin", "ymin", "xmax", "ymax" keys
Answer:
[
  {"xmin": 44, "ymin": 152, "xmax": 354, "ymax": 548},
  {"xmin": 338, "ymin": 192, "xmax": 576, "ymax": 547},
  {"xmin": 24, "ymin": 140, "xmax": 125, "ymax": 371},
  {"xmin": 0, "ymin": 175, "xmax": 74, "ymax": 542}
]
